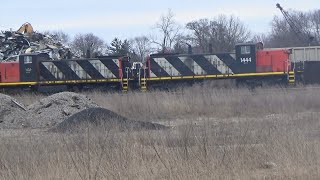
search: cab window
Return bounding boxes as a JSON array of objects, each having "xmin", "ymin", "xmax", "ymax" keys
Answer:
[
  {"xmin": 24, "ymin": 56, "xmax": 32, "ymax": 64},
  {"xmin": 240, "ymin": 46, "xmax": 251, "ymax": 54}
]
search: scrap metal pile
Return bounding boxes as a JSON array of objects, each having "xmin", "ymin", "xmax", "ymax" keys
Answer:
[{"xmin": 0, "ymin": 22, "xmax": 72, "ymax": 61}]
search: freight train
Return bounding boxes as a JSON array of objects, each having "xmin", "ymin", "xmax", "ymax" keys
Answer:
[{"xmin": 0, "ymin": 42, "xmax": 319, "ymax": 92}]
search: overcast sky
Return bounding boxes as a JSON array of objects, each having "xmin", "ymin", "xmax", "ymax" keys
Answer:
[{"xmin": 1, "ymin": 0, "xmax": 319, "ymax": 42}]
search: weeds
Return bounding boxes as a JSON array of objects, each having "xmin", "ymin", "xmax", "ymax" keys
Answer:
[{"xmin": 0, "ymin": 84, "xmax": 320, "ymax": 179}]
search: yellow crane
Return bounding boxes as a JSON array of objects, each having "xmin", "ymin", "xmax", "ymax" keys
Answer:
[{"xmin": 16, "ymin": 22, "xmax": 34, "ymax": 34}]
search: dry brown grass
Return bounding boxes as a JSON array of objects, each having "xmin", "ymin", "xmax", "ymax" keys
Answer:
[{"xmin": 1, "ymin": 84, "xmax": 320, "ymax": 179}]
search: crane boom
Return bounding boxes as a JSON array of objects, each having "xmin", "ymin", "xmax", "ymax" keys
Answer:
[{"xmin": 276, "ymin": 3, "xmax": 314, "ymax": 45}]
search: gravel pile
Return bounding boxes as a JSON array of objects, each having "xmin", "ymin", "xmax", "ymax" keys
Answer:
[
  {"xmin": 0, "ymin": 92, "xmax": 98, "ymax": 128},
  {"xmin": 26, "ymin": 92, "xmax": 99, "ymax": 128},
  {"xmin": 0, "ymin": 94, "xmax": 29, "ymax": 128},
  {"xmin": 0, "ymin": 92, "xmax": 167, "ymax": 131},
  {"xmin": 51, "ymin": 107, "xmax": 168, "ymax": 133}
]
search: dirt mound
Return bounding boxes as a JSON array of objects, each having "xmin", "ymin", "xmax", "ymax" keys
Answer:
[
  {"xmin": 26, "ymin": 92, "xmax": 98, "ymax": 128},
  {"xmin": 51, "ymin": 107, "xmax": 168, "ymax": 133}
]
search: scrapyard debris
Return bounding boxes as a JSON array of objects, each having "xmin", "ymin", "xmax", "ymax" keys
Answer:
[{"xmin": 0, "ymin": 22, "xmax": 72, "ymax": 61}]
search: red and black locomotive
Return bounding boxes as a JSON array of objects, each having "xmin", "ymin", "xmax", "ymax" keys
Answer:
[{"xmin": 0, "ymin": 42, "xmax": 314, "ymax": 92}]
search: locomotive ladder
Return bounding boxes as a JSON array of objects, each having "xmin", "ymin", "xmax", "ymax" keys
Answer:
[
  {"xmin": 140, "ymin": 77, "xmax": 147, "ymax": 91},
  {"xmin": 140, "ymin": 68, "xmax": 147, "ymax": 92},
  {"xmin": 122, "ymin": 67, "xmax": 130, "ymax": 92},
  {"xmin": 122, "ymin": 78, "xmax": 129, "ymax": 92},
  {"xmin": 288, "ymin": 71, "xmax": 295, "ymax": 85}
]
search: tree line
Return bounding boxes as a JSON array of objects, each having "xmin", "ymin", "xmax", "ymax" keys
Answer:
[{"xmin": 45, "ymin": 7, "xmax": 320, "ymax": 61}]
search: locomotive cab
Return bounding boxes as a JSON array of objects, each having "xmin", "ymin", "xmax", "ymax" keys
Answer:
[
  {"xmin": 235, "ymin": 43, "xmax": 257, "ymax": 73},
  {"xmin": 235, "ymin": 42, "xmax": 291, "ymax": 73},
  {"xmin": 19, "ymin": 53, "xmax": 50, "ymax": 82}
]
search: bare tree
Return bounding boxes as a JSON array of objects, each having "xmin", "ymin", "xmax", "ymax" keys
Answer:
[
  {"xmin": 153, "ymin": 9, "xmax": 181, "ymax": 52},
  {"xmin": 71, "ymin": 33, "xmax": 105, "ymax": 58},
  {"xmin": 185, "ymin": 19, "xmax": 211, "ymax": 52},
  {"xmin": 186, "ymin": 15, "xmax": 251, "ymax": 53},
  {"xmin": 130, "ymin": 36, "xmax": 151, "ymax": 62},
  {"xmin": 309, "ymin": 9, "xmax": 320, "ymax": 44},
  {"xmin": 219, "ymin": 15, "xmax": 251, "ymax": 50},
  {"xmin": 251, "ymin": 33, "xmax": 271, "ymax": 47}
]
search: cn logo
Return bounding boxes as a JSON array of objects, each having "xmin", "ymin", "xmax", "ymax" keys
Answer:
[
  {"xmin": 240, "ymin": 57, "xmax": 252, "ymax": 64},
  {"xmin": 26, "ymin": 68, "xmax": 32, "ymax": 73}
]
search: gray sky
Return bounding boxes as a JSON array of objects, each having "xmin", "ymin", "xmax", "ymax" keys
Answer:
[{"xmin": 1, "ymin": 0, "xmax": 319, "ymax": 42}]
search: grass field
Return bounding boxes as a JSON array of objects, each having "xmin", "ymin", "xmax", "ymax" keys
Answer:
[{"xmin": 1, "ymin": 83, "xmax": 320, "ymax": 179}]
